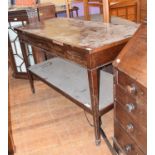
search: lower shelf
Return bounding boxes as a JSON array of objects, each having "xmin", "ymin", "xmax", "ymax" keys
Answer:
[{"xmin": 29, "ymin": 57, "xmax": 113, "ymax": 111}]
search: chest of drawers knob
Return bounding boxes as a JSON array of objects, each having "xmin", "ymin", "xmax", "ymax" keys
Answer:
[
  {"xmin": 126, "ymin": 84, "xmax": 137, "ymax": 95},
  {"xmin": 126, "ymin": 103, "xmax": 136, "ymax": 112},
  {"xmin": 126, "ymin": 123, "xmax": 134, "ymax": 133},
  {"xmin": 14, "ymin": 18, "xmax": 17, "ymax": 21},
  {"xmin": 124, "ymin": 144, "xmax": 132, "ymax": 153}
]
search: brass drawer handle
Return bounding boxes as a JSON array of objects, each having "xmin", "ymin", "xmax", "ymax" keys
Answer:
[
  {"xmin": 126, "ymin": 103, "xmax": 136, "ymax": 112},
  {"xmin": 126, "ymin": 123, "xmax": 134, "ymax": 133},
  {"xmin": 126, "ymin": 84, "xmax": 137, "ymax": 95},
  {"xmin": 124, "ymin": 144, "xmax": 132, "ymax": 153}
]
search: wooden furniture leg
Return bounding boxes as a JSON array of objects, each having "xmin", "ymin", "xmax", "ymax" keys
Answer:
[
  {"xmin": 102, "ymin": 0, "xmax": 110, "ymax": 23},
  {"xmin": 83, "ymin": 0, "xmax": 90, "ymax": 20},
  {"xmin": 8, "ymin": 83, "xmax": 15, "ymax": 155},
  {"xmin": 65, "ymin": 0, "xmax": 70, "ymax": 18},
  {"xmin": 19, "ymin": 41, "xmax": 35, "ymax": 93},
  {"xmin": 75, "ymin": 7, "xmax": 79, "ymax": 17},
  {"xmin": 88, "ymin": 69, "xmax": 101, "ymax": 145}
]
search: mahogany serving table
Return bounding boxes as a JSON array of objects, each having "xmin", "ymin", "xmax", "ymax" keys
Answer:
[{"xmin": 15, "ymin": 18, "xmax": 139, "ymax": 145}]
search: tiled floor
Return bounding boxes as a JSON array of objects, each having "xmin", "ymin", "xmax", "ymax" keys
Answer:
[{"xmin": 9, "ymin": 75, "xmax": 114, "ymax": 155}]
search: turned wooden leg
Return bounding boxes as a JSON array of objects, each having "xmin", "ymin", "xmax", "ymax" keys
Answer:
[
  {"xmin": 19, "ymin": 40, "xmax": 35, "ymax": 93},
  {"xmin": 88, "ymin": 69, "xmax": 101, "ymax": 145}
]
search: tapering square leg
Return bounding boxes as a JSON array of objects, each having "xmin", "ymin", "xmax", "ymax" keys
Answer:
[{"xmin": 88, "ymin": 69, "xmax": 101, "ymax": 145}]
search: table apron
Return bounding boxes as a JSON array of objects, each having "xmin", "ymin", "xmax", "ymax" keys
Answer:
[
  {"xmin": 18, "ymin": 32, "xmax": 127, "ymax": 70},
  {"xmin": 19, "ymin": 33, "xmax": 92, "ymax": 68}
]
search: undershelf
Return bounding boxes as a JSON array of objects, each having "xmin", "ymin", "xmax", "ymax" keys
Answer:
[{"xmin": 29, "ymin": 57, "xmax": 113, "ymax": 111}]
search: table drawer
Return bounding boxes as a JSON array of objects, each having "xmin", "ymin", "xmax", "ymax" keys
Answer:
[
  {"xmin": 115, "ymin": 84, "xmax": 146, "ymax": 127},
  {"xmin": 115, "ymin": 102, "xmax": 147, "ymax": 152},
  {"xmin": 114, "ymin": 121, "xmax": 145, "ymax": 155},
  {"xmin": 51, "ymin": 41, "xmax": 66, "ymax": 56},
  {"xmin": 23, "ymin": 34, "xmax": 66, "ymax": 56},
  {"xmin": 117, "ymin": 71, "xmax": 147, "ymax": 104},
  {"xmin": 66, "ymin": 47, "xmax": 88, "ymax": 67},
  {"xmin": 22, "ymin": 33, "xmax": 51, "ymax": 50}
]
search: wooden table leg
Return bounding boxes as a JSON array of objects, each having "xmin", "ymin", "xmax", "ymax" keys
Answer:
[
  {"xmin": 19, "ymin": 40, "xmax": 35, "ymax": 93},
  {"xmin": 88, "ymin": 69, "xmax": 101, "ymax": 145},
  {"xmin": 83, "ymin": 0, "xmax": 90, "ymax": 20}
]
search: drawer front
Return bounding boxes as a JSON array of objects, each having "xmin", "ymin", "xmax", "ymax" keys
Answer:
[
  {"xmin": 115, "ymin": 84, "xmax": 146, "ymax": 127},
  {"xmin": 117, "ymin": 71, "xmax": 147, "ymax": 105},
  {"xmin": 21, "ymin": 34, "xmax": 88, "ymax": 67},
  {"xmin": 66, "ymin": 46, "xmax": 88, "ymax": 67},
  {"xmin": 114, "ymin": 121, "xmax": 145, "ymax": 155},
  {"xmin": 115, "ymin": 102, "xmax": 147, "ymax": 152},
  {"xmin": 23, "ymin": 34, "xmax": 54, "ymax": 52},
  {"xmin": 51, "ymin": 41, "xmax": 66, "ymax": 56}
]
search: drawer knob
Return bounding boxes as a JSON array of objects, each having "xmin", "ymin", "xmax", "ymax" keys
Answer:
[
  {"xmin": 126, "ymin": 123, "xmax": 134, "ymax": 133},
  {"xmin": 127, "ymin": 84, "xmax": 137, "ymax": 95},
  {"xmin": 124, "ymin": 144, "xmax": 132, "ymax": 153},
  {"xmin": 126, "ymin": 103, "xmax": 135, "ymax": 112},
  {"xmin": 39, "ymin": 13, "xmax": 43, "ymax": 16}
]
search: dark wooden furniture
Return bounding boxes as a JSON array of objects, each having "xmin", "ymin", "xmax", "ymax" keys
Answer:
[
  {"xmin": 8, "ymin": 132, "xmax": 15, "ymax": 155},
  {"xmin": 110, "ymin": 0, "xmax": 138, "ymax": 22},
  {"xmin": 37, "ymin": 3, "xmax": 56, "ymax": 21},
  {"xmin": 8, "ymin": 82, "xmax": 15, "ymax": 155},
  {"xmin": 15, "ymin": 18, "xmax": 138, "ymax": 144},
  {"xmin": 8, "ymin": 6, "xmax": 39, "ymax": 79},
  {"xmin": 56, "ymin": 5, "xmax": 79, "ymax": 17},
  {"xmin": 113, "ymin": 24, "xmax": 147, "ymax": 154},
  {"xmin": 138, "ymin": 0, "xmax": 147, "ymax": 23},
  {"xmin": 83, "ymin": 0, "xmax": 138, "ymax": 22},
  {"xmin": 8, "ymin": 3, "xmax": 56, "ymax": 79}
]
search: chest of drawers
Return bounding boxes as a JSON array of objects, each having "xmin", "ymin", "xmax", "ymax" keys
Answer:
[{"xmin": 113, "ymin": 24, "xmax": 147, "ymax": 155}]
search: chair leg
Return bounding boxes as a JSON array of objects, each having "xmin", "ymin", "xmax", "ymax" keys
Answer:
[
  {"xmin": 28, "ymin": 70, "xmax": 35, "ymax": 94},
  {"xmin": 19, "ymin": 41, "xmax": 35, "ymax": 94}
]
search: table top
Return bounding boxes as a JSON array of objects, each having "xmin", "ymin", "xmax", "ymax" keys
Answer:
[{"xmin": 16, "ymin": 17, "xmax": 139, "ymax": 50}]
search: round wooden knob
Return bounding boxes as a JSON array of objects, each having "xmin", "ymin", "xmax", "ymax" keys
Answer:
[
  {"xmin": 126, "ymin": 123, "xmax": 134, "ymax": 133},
  {"xmin": 126, "ymin": 103, "xmax": 135, "ymax": 112},
  {"xmin": 126, "ymin": 84, "xmax": 137, "ymax": 95},
  {"xmin": 39, "ymin": 13, "xmax": 43, "ymax": 16},
  {"xmin": 124, "ymin": 144, "xmax": 132, "ymax": 153},
  {"xmin": 14, "ymin": 18, "xmax": 17, "ymax": 21}
]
